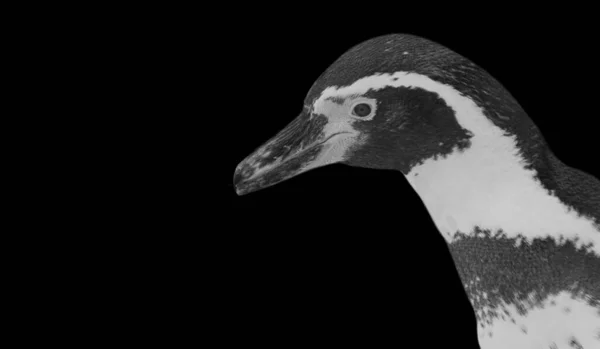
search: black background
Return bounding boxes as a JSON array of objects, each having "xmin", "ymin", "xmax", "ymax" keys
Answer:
[{"xmin": 223, "ymin": 13, "xmax": 599, "ymax": 348}]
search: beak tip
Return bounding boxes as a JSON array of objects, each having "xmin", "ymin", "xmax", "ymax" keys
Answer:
[{"xmin": 233, "ymin": 167, "xmax": 252, "ymax": 196}]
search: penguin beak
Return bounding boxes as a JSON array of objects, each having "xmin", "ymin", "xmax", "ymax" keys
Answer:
[{"xmin": 234, "ymin": 111, "xmax": 354, "ymax": 195}]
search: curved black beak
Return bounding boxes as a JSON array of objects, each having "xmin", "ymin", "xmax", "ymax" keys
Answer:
[
  {"xmin": 233, "ymin": 111, "xmax": 326, "ymax": 195},
  {"xmin": 233, "ymin": 109, "xmax": 356, "ymax": 195}
]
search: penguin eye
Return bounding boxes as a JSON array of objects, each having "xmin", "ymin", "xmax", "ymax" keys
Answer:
[{"xmin": 352, "ymin": 103, "xmax": 372, "ymax": 117}]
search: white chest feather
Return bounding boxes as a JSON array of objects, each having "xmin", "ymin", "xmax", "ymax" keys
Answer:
[{"xmin": 475, "ymin": 289, "xmax": 599, "ymax": 349}]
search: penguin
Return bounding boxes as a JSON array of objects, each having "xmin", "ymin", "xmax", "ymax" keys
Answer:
[{"xmin": 232, "ymin": 34, "xmax": 600, "ymax": 349}]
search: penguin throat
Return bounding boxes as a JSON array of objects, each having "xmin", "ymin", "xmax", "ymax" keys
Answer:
[{"xmin": 404, "ymin": 131, "xmax": 600, "ymax": 255}]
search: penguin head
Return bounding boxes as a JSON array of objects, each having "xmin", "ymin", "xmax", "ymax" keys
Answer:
[{"xmin": 234, "ymin": 34, "xmax": 518, "ymax": 195}]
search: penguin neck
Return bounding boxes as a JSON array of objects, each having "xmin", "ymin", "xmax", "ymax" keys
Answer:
[{"xmin": 403, "ymin": 132, "xmax": 599, "ymax": 251}]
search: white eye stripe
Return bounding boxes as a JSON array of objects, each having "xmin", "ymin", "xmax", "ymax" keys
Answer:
[{"xmin": 311, "ymin": 95, "xmax": 377, "ymax": 122}]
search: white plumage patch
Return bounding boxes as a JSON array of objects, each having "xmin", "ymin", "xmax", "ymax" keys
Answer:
[
  {"xmin": 299, "ymin": 95, "xmax": 375, "ymax": 172},
  {"xmin": 475, "ymin": 288, "xmax": 599, "ymax": 349}
]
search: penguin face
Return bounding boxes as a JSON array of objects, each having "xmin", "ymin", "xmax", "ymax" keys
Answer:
[
  {"xmin": 305, "ymin": 80, "xmax": 473, "ymax": 173},
  {"xmin": 234, "ymin": 35, "xmax": 476, "ymax": 195}
]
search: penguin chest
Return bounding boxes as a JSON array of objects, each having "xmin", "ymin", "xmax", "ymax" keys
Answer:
[{"xmin": 404, "ymin": 135, "xmax": 600, "ymax": 348}]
